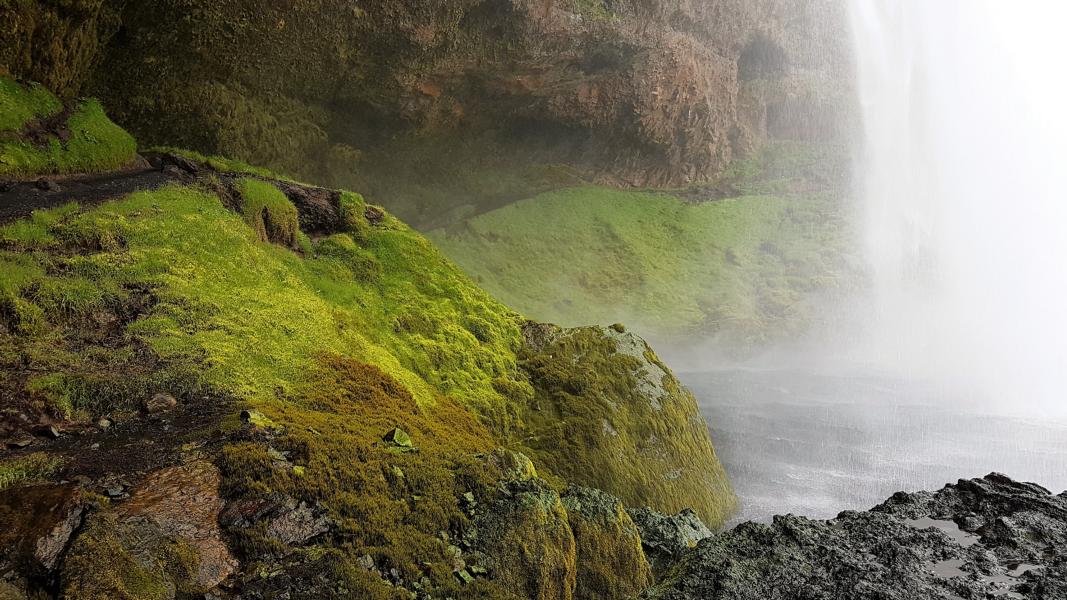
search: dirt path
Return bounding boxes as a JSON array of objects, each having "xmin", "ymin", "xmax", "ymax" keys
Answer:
[{"xmin": 0, "ymin": 156, "xmax": 185, "ymax": 223}]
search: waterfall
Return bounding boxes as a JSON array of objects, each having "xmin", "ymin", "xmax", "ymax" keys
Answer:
[{"xmin": 846, "ymin": 1, "xmax": 1067, "ymax": 415}]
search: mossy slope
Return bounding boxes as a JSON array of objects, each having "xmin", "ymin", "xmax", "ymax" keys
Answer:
[
  {"xmin": 0, "ymin": 86, "xmax": 735, "ymax": 597},
  {"xmin": 429, "ymin": 144, "xmax": 856, "ymax": 354},
  {"xmin": 0, "ymin": 77, "xmax": 137, "ymax": 178},
  {"xmin": 0, "ymin": 176, "xmax": 733, "ymax": 596}
]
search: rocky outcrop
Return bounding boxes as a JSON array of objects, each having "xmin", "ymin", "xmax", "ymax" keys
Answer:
[
  {"xmin": 644, "ymin": 474, "xmax": 1067, "ymax": 600},
  {"xmin": 61, "ymin": 460, "xmax": 237, "ymax": 599},
  {"xmin": 627, "ymin": 507, "xmax": 712, "ymax": 577}
]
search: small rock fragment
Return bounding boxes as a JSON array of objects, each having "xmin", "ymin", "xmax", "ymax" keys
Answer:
[
  {"xmin": 383, "ymin": 427, "xmax": 413, "ymax": 448},
  {"xmin": 35, "ymin": 178, "xmax": 60, "ymax": 192},
  {"xmin": 143, "ymin": 393, "xmax": 177, "ymax": 414}
]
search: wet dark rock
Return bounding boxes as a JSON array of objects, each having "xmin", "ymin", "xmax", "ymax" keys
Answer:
[
  {"xmin": 643, "ymin": 473, "xmax": 1067, "ymax": 600},
  {"xmin": 34, "ymin": 179, "xmax": 59, "ymax": 192},
  {"xmin": 62, "ymin": 460, "xmax": 238, "ymax": 597},
  {"xmin": 158, "ymin": 152, "xmax": 200, "ymax": 175},
  {"xmin": 0, "ymin": 484, "xmax": 86, "ymax": 576},
  {"xmin": 143, "ymin": 392, "xmax": 178, "ymax": 414},
  {"xmin": 627, "ymin": 507, "xmax": 712, "ymax": 577}
]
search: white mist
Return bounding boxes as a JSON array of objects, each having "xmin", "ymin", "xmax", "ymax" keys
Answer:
[{"xmin": 847, "ymin": 0, "xmax": 1067, "ymax": 416}]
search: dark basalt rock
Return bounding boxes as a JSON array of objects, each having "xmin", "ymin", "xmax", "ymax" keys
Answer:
[
  {"xmin": 627, "ymin": 507, "xmax": 712, "ymax": 577},
  {"xmin": 644, "ymin": 473, "xmax": 1067, "ymax": 600}
]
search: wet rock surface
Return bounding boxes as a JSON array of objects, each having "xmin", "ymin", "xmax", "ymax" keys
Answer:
[{"xmin": 644, "ymin": 473, "xmax": 1067, "ymax": 600}]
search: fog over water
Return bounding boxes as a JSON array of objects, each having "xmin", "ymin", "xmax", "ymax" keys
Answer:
[{"xmin": 686, "ymin": 1, "xmax": 1067, "ymax": 523}]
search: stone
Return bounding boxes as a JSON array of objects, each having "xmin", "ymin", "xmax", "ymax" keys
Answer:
[
  {"xmin": 220, "ymin": 494, "xmax": 332, "ymax": 547},
  {"xmin": 0, "ymin": 484, "xmax": 85, "ymax": 576},
  {"xmin": 34, "ymin": 179, "xmax": 59, "ymax": 192},
  {"xmin": 382, "ymin": 426, "xmax": 413, "ymax": 448},
  {"xmin": 562, "ymin": 486, "xmax": 653, "ymax": 600},
  {"xmin": 627, "ymin": 507, "xmax": 712, "ymax": 576},
  {"xmin": 63, "ymin": 456, "xmax": 239, "ymax": 593},
  {"xmin": 143, "ymin": 392, "xmax": 178, "ymax": 414},
  {"xmin": 6, "ymin": 433, "xmax": 34, "ymax": 449},
  {"xmin": 643, "ymin": 474, "xmax": 1067, "ymax": 600},
  {"xmin": 468, "ymin": 478, "xmax": 577, "ymax": 600},
  {"xmin": 240, "ymin": 409, "xmax": 276, "ymax": 429},
  {"xmin": 483, "ymin": 448, "xmax": 537, "ymax": 482}
]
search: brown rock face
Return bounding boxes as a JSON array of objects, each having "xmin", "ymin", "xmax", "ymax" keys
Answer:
[
  {"xmin": 0, "ymin": 0, "xmax": 850, "ymax": 225},
  {"xmin": 0, "ymin": 484, "xmax": 85, "ymax": 576},
  {"xmin": 61, "ymin": 460, "xmax": 237, "ymax": 598},
  {"xmin": 111, "ymin": 460, "xmax": 237, "ymax": 590}
]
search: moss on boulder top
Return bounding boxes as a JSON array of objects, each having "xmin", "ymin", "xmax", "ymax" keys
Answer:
[{"xmin": 514, "ymin": 324, "xmax": 736, "ymax": 526}]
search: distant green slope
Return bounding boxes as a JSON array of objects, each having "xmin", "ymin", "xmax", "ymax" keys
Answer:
[{"xmin": 429, "ymin": 151, "xmax": 856, "ymax": 352}]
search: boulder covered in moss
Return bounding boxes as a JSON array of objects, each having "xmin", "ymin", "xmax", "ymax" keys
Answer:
[
  {"xmin": 562, "ymin": 485, "xmax": 654, "ymax": 600},
  {"xmin": 516, "ymin": 323, "xmax": 736, "ymax": 527},
  {"xmin": 467, "ymin": 478, "xmax": 578, "ymax": 600}
]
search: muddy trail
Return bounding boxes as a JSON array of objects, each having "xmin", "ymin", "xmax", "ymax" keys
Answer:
[{"xmin": 0, "ymin": 154, "xmax": 193, "ymax": 223}]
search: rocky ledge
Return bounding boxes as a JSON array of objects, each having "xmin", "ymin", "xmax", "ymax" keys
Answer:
[{"xmin": 645, "ymin": 473, "xmax": 1067, "ymax": 600}]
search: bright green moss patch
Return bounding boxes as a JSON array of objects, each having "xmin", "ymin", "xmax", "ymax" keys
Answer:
[
  {"xmin": 0, "ymin": 453, "xmax": 64, "ymax": 491},
  {"xmin": 0, "ymin": 184, "xmax": 523, "ymax": 417},
  {"xmin": 429, "ymin": 165, "xmax": 853, "ymax": 353},
  {"xmin": 235, "ymin": 177, "xmax": 300, "ymax": 247},
  {"xmin": 0, "ymin": 78, "xmax": 137, "ymax": 178},
  {"xmin": 0, "ymin": 77, "xmax": 62, "ymax": 132}
]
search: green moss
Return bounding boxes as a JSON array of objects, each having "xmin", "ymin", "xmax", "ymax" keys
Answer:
[
  {"xmin": 0, "ymin": 78, "xmax": 137, "ymax": 178},
  {"xmin": 0, "ymin": 183, "xmax": 523, "ymax": 420},
  {"xmin": 0, "ymin": 77, "xmax": 62, "ymax": 132},
  {"xmin": 429, "ymin": 146, "xmax": 854, "ymax": 352},
  {"xmin": 338, "ymin": 191, "xmax": 371, "ymax": 242},
  {"xmin": 315, "ymin": 233, "xmax": 381, "ymax": 281},
  {"xmin": 514, "ymin": 326, "xmax": 737, "ymax": 527},
  {"xmin": 235, "ymin": 177, "xmax": 300, "ymax": 247},
  {"xmin": 218, "ymin": 355, "xmax": 501, "ymax": 596},
  {"xmin": 0, "ymin": 453, "xmax": 63, "ymax": 491}
]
